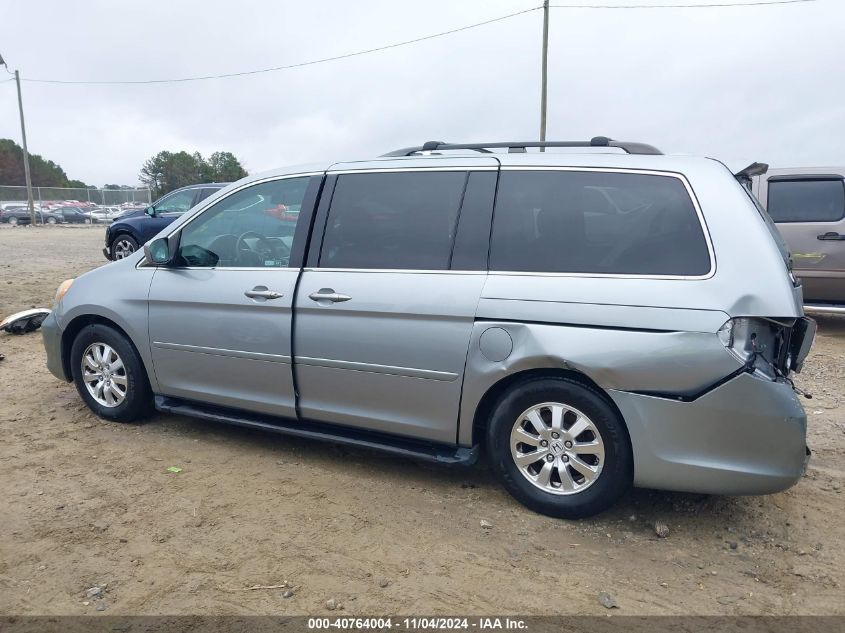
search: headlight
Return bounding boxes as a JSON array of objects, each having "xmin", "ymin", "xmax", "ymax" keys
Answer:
[{"xmin": 54, "ymin": 278, "xmax": 74, "ymax": 306}]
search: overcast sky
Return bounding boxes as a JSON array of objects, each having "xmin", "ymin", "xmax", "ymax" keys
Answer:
[{"xmin": 1, "ymin": 0, "xmax": 843, "ymax": 186}]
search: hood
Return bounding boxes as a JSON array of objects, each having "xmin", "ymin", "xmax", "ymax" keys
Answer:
[{"xmin": 114, "ymin": 207, "xmax": 148, "ymax": 220}]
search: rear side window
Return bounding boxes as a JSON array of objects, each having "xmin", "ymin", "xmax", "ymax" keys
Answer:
[
  {"xmin": 490, "ymin": 170, "xmax": 711, "ymax": 276},
  {"xmin": 196, "ymin": 187, "xmax": 220, "ymax": 203},
  {"xmin": 320, "ymin": 171, "xmax": 467, "ymax": 270},
  {"xmin": 767, "ymin": 178, "xmax": 845, "ymax": 223}
]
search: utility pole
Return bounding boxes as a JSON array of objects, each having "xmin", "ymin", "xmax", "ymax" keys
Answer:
[
  {"xmin": 539, "ymin": 0, "xmax": 550, "ymax": 148},
  {"xmin": 14, "ymin": 70, "xmax": 37, "ymax": 226}
]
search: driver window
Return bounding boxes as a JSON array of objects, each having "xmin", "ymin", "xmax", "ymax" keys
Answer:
[
  {"xmin": 176, "ymin": 177, "xmax": 308, "ymax": 268},
  {"xmin": 154, "ymin": 189, "xmax": 197, "ymax": 214}
]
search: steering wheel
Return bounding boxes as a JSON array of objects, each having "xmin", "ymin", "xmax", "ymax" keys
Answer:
[{"xmin": 235, "ymin": 231, "xmax": 275, "ymax": 265}]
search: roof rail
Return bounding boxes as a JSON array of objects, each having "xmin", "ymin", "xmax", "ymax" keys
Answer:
[{"xmin": 381, "ymin": 136, "xmax": 662, "ymax": 157}]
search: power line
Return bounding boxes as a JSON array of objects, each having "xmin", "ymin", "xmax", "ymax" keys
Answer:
[
  {"xmin": 10, "ymin": 0, "xmax": 818, "ymax": 86},
  {"xmin": 550, "ymin": 0, "xmax": 816, "ymax": 8},
  {"xmin": 21, "ymin": 5, "xmax": 542, "ymax": 86}
]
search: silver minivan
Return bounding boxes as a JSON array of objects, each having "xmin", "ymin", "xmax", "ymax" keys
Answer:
[{"xmin": 42, "ymin": 138, "xmax": 815, "ymax": 518}]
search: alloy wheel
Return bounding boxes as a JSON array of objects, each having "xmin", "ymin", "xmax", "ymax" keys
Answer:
[
  {"xmin": 81, "ymin": 342, "xmax": 128, "ymax": 407},
  {"xmin": 113, "ymin": 238, "xmax": 136, "ymax": 259},
  {"xmin": 510, "ymin": 402, "xmax": 605, "ymax": 495}
]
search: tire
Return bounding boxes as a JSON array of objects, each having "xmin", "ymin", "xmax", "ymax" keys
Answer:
[
  {"xmin": 70, "ymin": 324, "xmax": 152, "ymax": 422},
  {"xmin": 9, "ymin": 216, "xmax": 18, "ymax": 226},
  {"xmin": 486, "ymin": 377, "xmax": 633, "ymax": 519},
  {"xmin": 47, "ymin": 216, "xmax": 57, "ymax": 225},
  {"xmin": 110, "ymin": 235, "xmax": 138, "ymax": 260}
]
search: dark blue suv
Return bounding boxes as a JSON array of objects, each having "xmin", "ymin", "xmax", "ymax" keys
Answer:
[{"xmin": 103, "ymin": 183, "xmax": 228, "ymax": 260}]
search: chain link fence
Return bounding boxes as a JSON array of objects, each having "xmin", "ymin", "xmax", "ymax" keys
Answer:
[{"xmin": 0, "ymin": 185, "xmax": 152, "ymax": 208}]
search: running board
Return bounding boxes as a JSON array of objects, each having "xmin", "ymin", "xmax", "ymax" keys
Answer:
[
  {"xmin": 154, "ymin": 396, "xmax": 479, "ymax": 465},
  {"xmin": 804, "ymin": 303, "xmax": 845, "ymax": 315}
]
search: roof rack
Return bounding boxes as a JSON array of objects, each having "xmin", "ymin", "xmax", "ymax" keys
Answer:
[{"xmin": 381, "ymin": 136, "xmax": 662, "ymax": 157}]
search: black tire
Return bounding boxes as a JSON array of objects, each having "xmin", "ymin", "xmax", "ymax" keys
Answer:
[
  {"xmin": 8, "ymin": 216, "xmax": 18, "ymax": 226},
  {"xmin": 486, "ymin": 377, "xmax": 633, "ymax": 519},
  {"xmin": 70, "ymin": 324, "xmax": 152, "ymax": 422},
  {"xmin": 110, "ymin": 234, "xmax": 138, "ymax": 260},
  {"xmin": 47, "ymin": 216, "xmax": 57, "ymax": 225}
]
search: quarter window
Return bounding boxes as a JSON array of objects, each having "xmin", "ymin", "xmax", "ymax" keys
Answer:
[
  {"xmin": 176, "ymin": 177, "xmax": 308, "ymax": 268},
  {"xmin": 320, "ymin": 171, "xmax": 467, "ymax": 270},
  {"xmin": 767, "ymin": 178, "xmax": 845, "ymax": 223},
  {"xmin": 489, "ymin": 170, "xmax": 711, "ymax": 276}
]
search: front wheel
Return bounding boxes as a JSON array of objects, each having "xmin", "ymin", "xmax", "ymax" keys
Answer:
[
  {"xmin": 47, "ymin": 216, "xmax": 57, "ymax": 225},
  {"xmin": 111, "ymin": 235, "xmax": 138, "ymax": 260},
  {"xmin": 70, "ymin": 324, "xmax": 152, "ymax": 422},
  {"xmin": 8, "ymin": 216, "xmax": 18, "ymax": 226},
  {"xmin": 487, "ymin": 377, "xmax": 633, "ymax": 519}
]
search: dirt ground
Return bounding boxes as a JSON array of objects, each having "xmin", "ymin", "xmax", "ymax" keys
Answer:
[{"xmin": 0, "ymin": 225, "xmax": 843, "ymax": 616}]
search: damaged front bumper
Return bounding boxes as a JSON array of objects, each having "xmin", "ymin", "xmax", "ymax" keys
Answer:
[
  {"xmin": 610, "ymin": 371, "xmax": 808, "ymax": 495},
  {"xmin": 41, "ymin": 311, "xmax": 69, "ymax": 381}
]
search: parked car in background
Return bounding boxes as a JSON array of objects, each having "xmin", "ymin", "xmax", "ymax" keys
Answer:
[
  {"xmin": 750, "ymin": 167, "xmax": 845, "ymax": 307},
  {"xmin": 0, "ymin": 201, "xmax": 28, "ymax": 211},
  {"xmin": 103, "ymin": 183, "xmax": 227, "ymax": 259},
  {"xmin": 56, "ymin": 206, "xmax": 92, "ymax": 224},
  {"xmin": 0, "ymin": 205, "xmax": 30, "ymax": 225},
  {"xmin": 0, "ymin": 206, "xmax": 62, "ymax": 225},
  {"xmin": 88, "ymin": 207, "xmax": 122, "ymax": 223},
  {"xmin": 46, "ymin": 138, "xmax": 814, "ymax": 519}
]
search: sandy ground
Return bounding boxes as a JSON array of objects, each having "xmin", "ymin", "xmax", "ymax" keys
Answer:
[{"xmin": 0, "ymin": 225, "xmax": 843, "ymax": 616}]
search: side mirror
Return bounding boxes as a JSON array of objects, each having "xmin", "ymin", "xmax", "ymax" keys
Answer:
[
  {"xmin": 145, "ymin": 206, "xmax": 156, "ymax": 217},
  {"xmin": 143, "ymin": 234, "xmax": 179, "ymax": 266}
]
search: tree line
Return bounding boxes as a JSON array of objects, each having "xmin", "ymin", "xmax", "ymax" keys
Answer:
[
  {"xmin": 139, "ymin": 150, "xmax": 247, "ymax": 197},
  {"xmin": 0, "ymin": 138, "xmax": 89, "ymax": 189},
  {"xmin": 0, "ymin": 138, "xmax": 248, "ymax": 198}
]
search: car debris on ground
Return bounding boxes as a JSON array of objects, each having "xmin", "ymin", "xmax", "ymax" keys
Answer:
[{"xmin": 0, "ymin": 308, "xmax": 51, "ymax": 334}]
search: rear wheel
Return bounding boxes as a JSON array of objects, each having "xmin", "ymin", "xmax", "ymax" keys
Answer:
[
  {"xmin": 487, "ymin": 377, "xmax": 632, "ymax": 519},
  {"xmin": 111, "ymin": 235, "xmax": 138, "ymax": 259},
  {"xmin": 70, "ymin": 324, "xmax": 152, "ymax": 422}
]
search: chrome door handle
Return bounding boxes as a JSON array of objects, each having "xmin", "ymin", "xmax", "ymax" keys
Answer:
[
  {"xmin": 309, "ymin": 288, "xmax": 352, "ymax": 303},
  {"xmin": 244, "ymin": 286, "xmax": 284, "ymax": 300}
]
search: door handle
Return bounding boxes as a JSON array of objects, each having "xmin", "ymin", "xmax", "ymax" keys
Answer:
[
  {"xmin": 817, "ymin": 232, "xmax": 845, "ymax": 241},
  {"xmin": 244, "ymin": 286, "xmax": 284, "ymax": 300},
  {"xmin": 309, "ymin": 288, "xmax": 352, "ymax": 303}
]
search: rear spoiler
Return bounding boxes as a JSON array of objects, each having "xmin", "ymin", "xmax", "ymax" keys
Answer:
[{"xmin": 734, "ymin": 162, "xmax": 769, "ymax": 188}]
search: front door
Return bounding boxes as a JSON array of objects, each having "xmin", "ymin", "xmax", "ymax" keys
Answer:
[
  {"xmin": 293, "ymin": 166, "xmax": 493, "ymax": 444},
  {"xmin": 764, "ymin": 174, "xmax": 845, "ymax": 302},
  {"xmin": 148, "ymin": 175, "xmax": 317, "ymax": 417}
]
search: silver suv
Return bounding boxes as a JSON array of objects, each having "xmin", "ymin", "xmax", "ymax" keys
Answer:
[
  {"xmin": 42, "ymin": 138, "xmax": 815, "ymax": 518},
  {"xmin": 748, "ymin": 166, "xmax": 845, "ymax": 308}
]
